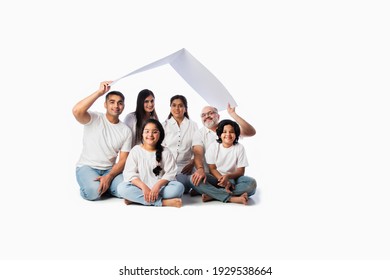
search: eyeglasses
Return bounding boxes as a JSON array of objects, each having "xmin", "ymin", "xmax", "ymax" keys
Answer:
[{"xmin": 201, "ymin": 111, "xmax": 216, "ymax": 118}]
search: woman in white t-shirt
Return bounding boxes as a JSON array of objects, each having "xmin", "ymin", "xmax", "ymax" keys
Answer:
[
  {"xmin": 195, "ymin": 119, "xmax": 257, "ymax": 205},
  {"xmin": 123, "ymin": 89, "xmax": 159, "ymax": 148},
  {"xmin": 118, "ymin": 119, "xmax": 184, "ymax": 207},
  {"xmin": 162, "ymin": 95, "xmax": 199, "ymax": 193}
]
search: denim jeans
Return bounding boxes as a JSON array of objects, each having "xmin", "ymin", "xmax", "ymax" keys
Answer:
[
  {"xmin": 190, "ymin": 174, "xmax": 257, "ymax": 202},
  {"xmin": 175, "ymin": 173, "xmax": 193, "ymax": 194},
  {"xmin": 76, "ymin": 165, "xmax": 124, "ymax": 201},
  {"xmin": 117, "ymin": 180, "xmax": 184, "ymax": 206}
]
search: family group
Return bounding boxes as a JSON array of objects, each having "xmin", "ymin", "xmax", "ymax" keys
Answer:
[{"xmin": 73, "ymin": 81, "xmax": 257, "ymax": 207}]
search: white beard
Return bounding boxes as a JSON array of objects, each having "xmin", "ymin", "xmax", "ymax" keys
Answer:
[{"xmin": 204, "ymin": 119, "xmax": 217, "ymax": 129}]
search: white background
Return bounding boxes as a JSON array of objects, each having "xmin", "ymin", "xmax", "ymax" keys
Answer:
[{"xmin": 1, "ymin": 0, "xmax": 389, "ymax": 278}]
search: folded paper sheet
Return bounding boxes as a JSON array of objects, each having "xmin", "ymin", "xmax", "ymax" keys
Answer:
[{"xmin": 111, "ymin": 48, "xmax": 237, "ymax": 110}]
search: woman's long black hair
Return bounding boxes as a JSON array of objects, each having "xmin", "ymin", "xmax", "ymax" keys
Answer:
[{"xmin": 135, "ymin": 89, "xmax": 158, "ymax": 144}]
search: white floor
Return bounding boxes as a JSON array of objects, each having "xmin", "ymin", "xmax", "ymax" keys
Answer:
[{"xmin": 94, "ymin": 188, "xmax": 261, "ymax": 207}]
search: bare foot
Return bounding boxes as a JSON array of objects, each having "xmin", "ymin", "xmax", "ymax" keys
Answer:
[
  {"xmin": 229, "ymin": 193, "xmax": 248, "ymax": 205},
  {"xmin": 124, "ymin": 199, "xmax": 133, "ymax": 205},
  {"xmin": 202, "ymin": 194, "xmax": 214, "ymax": 202},
  {"xmin": 162, "ymin": 198, "xmax": 182, "ymax": 208}
]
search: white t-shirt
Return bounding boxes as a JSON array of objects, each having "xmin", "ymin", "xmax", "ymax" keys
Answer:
[
  {"xmin": 205, "ymin": 142, "xmax": 248, "ymax": 176},
  {"xmin": 123, "ymin": 145, "xmax": 178, "ymax": 187},
  {"xmin": 77, "ymin": 111, "xmax": 132, "ymax": 170},
  {"xmin": 162, "ymin": 117, "xmax": 199, "ymax": 174}
]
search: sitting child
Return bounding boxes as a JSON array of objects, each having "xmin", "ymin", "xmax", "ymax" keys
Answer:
[{"xmin": 193, "ymin": 119, "xmax": 257, "ymax": 205}]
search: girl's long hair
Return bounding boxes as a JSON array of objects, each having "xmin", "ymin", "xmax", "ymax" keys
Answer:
[{"xmin": 141, "ymin": 119, "xmax": 165, "ymax": 176}]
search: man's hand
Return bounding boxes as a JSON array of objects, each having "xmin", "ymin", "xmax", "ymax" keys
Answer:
[
  {"xmin": 191, "ymin": 168, "xmax": 206, "ymax": 186},
  {"xmin": 97, "ymin": 81, "xmax": 112, "ymax": 96},
  {"xmin": 96, "ymin": 174, "xmax": 114, "ymax": 196}
]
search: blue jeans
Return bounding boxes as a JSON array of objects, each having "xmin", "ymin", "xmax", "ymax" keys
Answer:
[
  {"xmin": 176, "ymin": 173, "xmax": 193, "ymax": 194},
  {"xmin": 76, "ymin": 165, "xmax": 123, "ymax": 201},
  {"xmin": 117, "ymin": 181, "xmax": 184, "ymax": 206},
  {"xmin": 190, "ymin": 174, "xmax": 257, "ymax": 202}
]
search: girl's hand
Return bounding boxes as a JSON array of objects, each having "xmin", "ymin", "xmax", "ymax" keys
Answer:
[
  {"xmin": 142, "ymin": 188, "xmax": 152, "ymax": 203},
  {"xmin": 150, "ymin": 185, "xmax": 162, "ymax": 202}
]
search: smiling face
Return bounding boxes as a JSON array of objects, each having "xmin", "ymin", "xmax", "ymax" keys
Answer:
[
  {"xmin": 220, "ymin": 124, "xmax": 236, "ymax": 147},
  {"xmin": 104, "ymin": 94, "xmax": 124, "ymax": 120},
  {"xmin": 201, "ymin": 106, "xmax": 219, "ymax": 130},
  {"xmin": 170, "ymin": 98, "xmax": 186, "ymax": 120},
  {"xmin": 142, "ymin": 122, "xmax": 160, "ymax": 148},
  {"xmin": 144, "ymin": 94, "xmax": 155, "ymax": 114}
]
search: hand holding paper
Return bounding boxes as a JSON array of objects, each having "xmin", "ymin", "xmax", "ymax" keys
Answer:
[{"xmin": 110, "ymin": 48, "xmax": 237, "ymax": 111}]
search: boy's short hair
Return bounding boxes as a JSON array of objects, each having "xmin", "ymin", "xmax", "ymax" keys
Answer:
[{"xmin": 216, "ymin": 119, "xmax": 240, "ymax": 145}]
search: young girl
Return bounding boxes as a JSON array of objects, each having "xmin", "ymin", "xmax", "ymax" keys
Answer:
[
  {"xmin": 117, "ymin": 119, "xmax": 184, "ymax": 207},
  {"xmin": 193, "ymin": 119, "xmax": 257, "ymax": 205},
  {"xmin": 123, "ymin": 89, "xmax": 159, "ymax": 148}
]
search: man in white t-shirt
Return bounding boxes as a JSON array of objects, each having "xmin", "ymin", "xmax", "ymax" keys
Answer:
[
  {"xmin": 190, "ymin": 104, "xmax": 257, "ymax": 199},
  {"xmin": 73, "ymin": 81, "xmax": 132, "ymax": 201}
]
